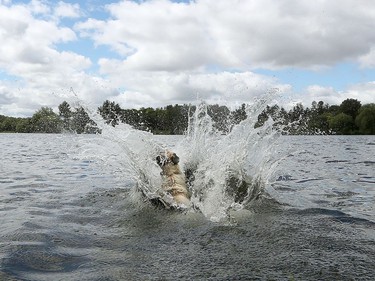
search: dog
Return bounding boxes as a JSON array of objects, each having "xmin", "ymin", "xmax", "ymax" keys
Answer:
[{"xmin": 156, "ymin": 150, "xmax": 190, "ymax": 206}]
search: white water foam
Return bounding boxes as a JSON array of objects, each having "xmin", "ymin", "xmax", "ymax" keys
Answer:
[
  {"xmin": 177, "ymin": 94, "xmax": 282, "ymax": 221},
  {"xmin": 74, "ymin": 90, "xmax": 284, "ymax": 222}
]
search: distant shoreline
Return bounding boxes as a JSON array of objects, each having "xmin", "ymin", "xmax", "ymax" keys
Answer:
[{"xmin": 1, "ymin": 99, "xmax": 374, "ymax": 135}]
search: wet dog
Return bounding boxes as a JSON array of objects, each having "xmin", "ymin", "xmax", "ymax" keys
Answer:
[{"xmin": 156, "ymin": 151, "xmax": 190, "ymax": 206}]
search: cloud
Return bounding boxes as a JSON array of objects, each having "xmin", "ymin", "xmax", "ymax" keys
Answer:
[
  {"xmin": 0, "ymin": 3, "xmax": 78, "ymax": 69},
  {"xmin": 27, "ymin": 0, "xmax": 51, "ymax": 15},
  {"xmin": 0, "ymin": 0, "xmax": 11, "ymax": 5},
  {"xmin": 97, "ymin": 59, "xmax": 291, "ymax": 109},
  {"xmin": 0, "ymin": 83, "xmax": 16, "ymax": 105},
  {"xmin": 54, "ymin": 1, "xmax": 81, "ymax": 19},
  {"xmin": 74, "ymin": 0, "xmax": 374, "ymax": 110},
  {"xmin": 301, "ymin": 83, "xmax": 375, "ymax": 106},
  {"xmin": 0, "ymin": 0, "xmax": 374, "ymax": 117},
  {"xmin": 76, "ymin": 0, "xmax": 375, "ymax": 70},
  {"xmin": 0, "ymin": 1, "xmax": 118, "ymax": 116},
  {"xmin": 359, "ymin": 47, "xmax": 375, "ymax": 68},
  {"xmin": 345, "ymin": 82, "xmax": 375, "ymax": 104}
]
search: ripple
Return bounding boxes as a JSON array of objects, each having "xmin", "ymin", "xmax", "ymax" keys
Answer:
[
  {"xmin": 3, "ymin": 245, "xmax": 89, "ymax": 273},
  {"xmin": 295, "ymin": 178, "xmax": 324, "ymax": 183},
  {"xmin": 325, "ymin": 160, "xmax": 349, "ymax": 163}
]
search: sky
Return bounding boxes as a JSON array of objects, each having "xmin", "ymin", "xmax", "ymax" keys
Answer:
[{"xmin": 0, "ymin": 0, "xmax": 374, "ymax": 117}]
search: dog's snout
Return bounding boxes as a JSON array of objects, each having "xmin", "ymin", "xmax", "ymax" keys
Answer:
[
  {"xmin": 171, "ymin": 153, "xmax": 179, "ymax": 164},
  {"xmin": 156, "ymin": 151, "xmax": 180, "ymax": 167}
]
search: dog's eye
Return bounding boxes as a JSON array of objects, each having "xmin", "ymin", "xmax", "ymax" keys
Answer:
[{"xmin": 156, "ymin": 155, "xmax": 163, "ymax": 166}]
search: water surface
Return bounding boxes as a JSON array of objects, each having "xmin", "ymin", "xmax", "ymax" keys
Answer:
[{"xmin": 0, "ymin": 133, "xmax": 374, "ymax": 281}]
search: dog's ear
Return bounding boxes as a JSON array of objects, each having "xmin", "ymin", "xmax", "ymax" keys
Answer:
[
  {"xmin": 156, "ymin": 155, "xmax": 163, "ymax": 167},
  {"xmin": 171, "ymin": 153, "xmax": 179, "ymax": 164}
]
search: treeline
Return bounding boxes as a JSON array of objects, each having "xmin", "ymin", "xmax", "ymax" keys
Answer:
[
  {"xmin": 97, "ymin": 100, "xmax": 246, "ymax": 134},
  {"xmin": 256, "ymin": 99, "xmax": 375, "ymax": 135},
  {"xmin": 97, "ymin": 98, "xmax": 374, "ymax": 135},
  {"xmin": 0, "ymin": 102, "xmax": 99, "ymax": 134},
  {"xmin": 0, "ymin": 98, "xmax": 374, "ymax": 135}
]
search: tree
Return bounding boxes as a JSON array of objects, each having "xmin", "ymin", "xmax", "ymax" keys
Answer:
[
  {"xmin": 58, "ymin": 101, "xmax": 73, "ymax": 131},
  {"xmin": 121, "ymin": 109, "xmax": 141, "ymax": 129},
  {"xmin": 98, "ymin": 100, "xmax": 122, "ymax": 127},
  {"xmin": 317, "ymin": 100, "xmax": 327, "ymax": 115},
  {"xmin": 139, "ymin": 107, "xmax": 157, "ymax": 132},
  {"xmin": 71, "ymin": 107, "xmax": 99, "ymax": 134},
  {"xmin": 289, "ymin": 103, "xmax": 304, "ymax": 122},
  {"xmin": 208, "ymin": 104, "xmax": 231, "ymax": 133},
  {"xmin": 355, "ymin": 103, "xmax": 375, "ymax": 135},
  {"xmin": 0, "ymin": 116, "xmax": 16, "ymax": 132},
  {"xmin": 231, "ymin": 103, "xmax": 247, "ymax": 125},
  {"xmin": 328, "ymin": 105, "xmax": 340, "ymax": 115},
  {"xmin": 30, "ymin": 107, "xmax": 61, "ymax": 133},
  {"xmin": 306, "ymin": 101, "xmax": 330, "ymax": 134},
  {"xmin": 164, "ymin": 104, "xmax": 189, "ymax": 134},
  {"xmin": 58, "ymin": 101, "xmax": 72, "ymax": 119},
  {"xmin": 255, "ymin": 105, "xmax": 283, "ymax": 129},
  {"xmin": 340, "ymin": 98, "xmax": 361, "ymax": 120},
  {"xmin": 15, "ymin": 118, "xmax": 32, "ymax": 133},
  {"xmin": 329, "ymin": 113, "xmax": 354, "ymax": 135}
]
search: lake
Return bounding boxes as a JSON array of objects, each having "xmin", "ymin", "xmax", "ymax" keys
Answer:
[{"xmin": 0, "ymin": 131, "xmax": 374, "ymax": 281}]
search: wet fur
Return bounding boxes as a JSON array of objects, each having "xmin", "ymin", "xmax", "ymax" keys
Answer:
[{"xmin": 156, "ymin": 151, "xmax": 190, "ymax": 206}]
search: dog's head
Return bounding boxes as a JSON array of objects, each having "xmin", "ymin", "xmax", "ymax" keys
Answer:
[{"xmin": 156, "ymin": 150, "xmax": 179, "ymax": 167}]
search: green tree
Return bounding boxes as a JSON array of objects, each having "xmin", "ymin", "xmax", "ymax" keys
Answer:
[
  {"xmin": 98, "ymin": 100, "xmax": 122, "ymax": 127},
  {"xmin": 15, "ymin": 118, "xmax": 32, "ymax": 133},
  {"xmin": 71, "ymin": 107, "xmax": 99, "ymax": 134},
  {"xmin": 340, "ymin": 98, "xmax": 361, "ymax": 120},
  {"xmin": 307, "ymin": 101, "xmax": 330, "ymax": 134},
  {"xmin": 285, "ymin": 103, "xmax": 310, "ymax": 134},
  {"xmin": 0, "ymin": 116, "xmax": 16, "ymax": 132},
  {"xmin": 121, "ymin": 109, "xmax": 141, "ymax": 129},
  {"xmin": 164, "ymin": 104, "xmax": 187, "ymax": 134},
  {"xmin": 315, "ymin": 113, "xmax": 331, "ymax": 134},
  {"xmin": 139, "ymin": 107, "xmax": 157, "ymax": 132},
  {"xmin": 355, "ymin": 103, "xmax": 375, "ymax": 135},
  {"xmin": 255, "ymin": 105, "xmax": 282, "ymax": 129},
  {"xmin": 328, "ymin": 105, "xmax": 340, "ymax": 115},
  {"xmin": 231, "ymin": 103, "xmax": 247, "ymax": 125},
  {"xmin": 31, "ymin": 107, "xmax": 61, "ymax": 133},
  {"xmin": 58, "ymin": 101, "xmax": 72, "ymax": 119},
  {"xmin": 329, "ymin": 113, "xmax": 354, "ymax": 135},
  {"xmin": 208, "ymin": 104, "xmax": 231, "ymax": 133},
  {"xmin": 0, "ymin": 115, "xmax": 32, "ymax": 132},
  {"xmin": 289, "ymin": 103, "xmax": 304, "ymax": 122},
  {"xmin": 58, "ymin": 101, "xmax": 73, "ymax": 131}
]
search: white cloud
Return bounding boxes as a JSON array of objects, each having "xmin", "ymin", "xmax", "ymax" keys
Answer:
[
  {"xmin": 97, "ymin": 59, "xmax": 291, "ymax": 109},
  {"xmin": 303, "ymin": 85, "xmax": 341, "ymax": 105},
  {"xmin": 75, "ymin": 0, "xmax": 374, "ymax": 110},
  {"xmin": 27, "ymin": 0, "xmax": 51, "ymax": 15},
  {"xmin": 345, "ymin": 82, "xmax": 375, "ymax": 104},
  {"xmin": 0, "ymin": 0, "xmax": 12, "ymax": 5},
  {"xmin": 1, "ymin": 0, "xmax": 375, "ymax": 117},
  {"xmin": 0, "ymin": 2, "xmax": 118, "ymax": 116},
  {"xmin": 76, "ymin": 0, "xmax": 375, "ymax": 70},
  {"xmin": 54, "ymin": 1, "xmax": 81, "ymax": 19},
  {"xmin": 0, "ymin": 4, "xmax": 77, "ymax": 67},
  {"xmin": 301, "ymin": 83, "xmax": 375, "ymax": 106},
  {"xmin": 359, "ymin": 47, "xmax": 375, "ymax": 68}
]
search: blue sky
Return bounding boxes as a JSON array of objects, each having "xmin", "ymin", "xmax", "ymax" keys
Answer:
[
  {"xmin": 0, "ymin": 0, "xmax": 374, "ymax": 116},
  {"xmin": 257, "ymin": 63, "xmax": 375, "ymax": 92}
]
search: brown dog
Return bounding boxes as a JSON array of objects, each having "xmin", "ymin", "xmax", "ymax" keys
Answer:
[{"xmin": 156, "ymin": 151, "xmax": 190, "ymax": 206}]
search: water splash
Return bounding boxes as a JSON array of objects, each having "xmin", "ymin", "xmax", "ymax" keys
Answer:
[
  {"xmin": 177, "ymin": 92, "xmax": 282, "ymax": 221},
  {"xmin": 74, "ymin": 90, "xmax": 283, "ymax": 222}
]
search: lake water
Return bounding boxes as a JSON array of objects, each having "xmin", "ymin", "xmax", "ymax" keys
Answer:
[{"xmin": 1, "ymin": 131, "xmax": 374, "ymax": 280}]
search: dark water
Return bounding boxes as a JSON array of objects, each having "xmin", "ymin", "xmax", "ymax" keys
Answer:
[{"xmin": 1, "ymin": 134, "xmax": 374, "ymax": 281}]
